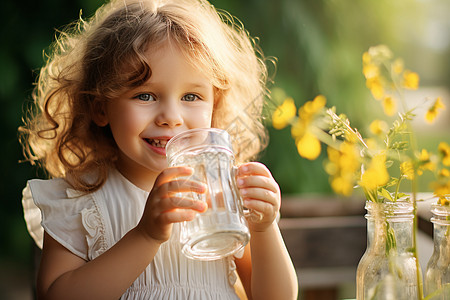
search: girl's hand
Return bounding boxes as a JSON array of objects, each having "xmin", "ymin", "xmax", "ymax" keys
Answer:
[
  {"xmin": 136, "ymin": 167, "xmax": 207, "ymax": 243},
  {"xmin": 236, "ymin": 162, "xmax": 281, "ymax": 232}
]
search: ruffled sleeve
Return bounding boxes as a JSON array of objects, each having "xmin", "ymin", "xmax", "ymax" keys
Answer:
[
  {"xmin": 22, "ymin": 182, "xmax": 44, "ymax": 249},
  {"xmin": 22, "ymin": 179, "xmax": 107, "ymax": 261}
]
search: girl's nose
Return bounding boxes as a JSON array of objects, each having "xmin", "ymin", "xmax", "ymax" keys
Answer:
[{"xmin": 155, "ymin": 100, "xmax": 183, "ymax": 128}]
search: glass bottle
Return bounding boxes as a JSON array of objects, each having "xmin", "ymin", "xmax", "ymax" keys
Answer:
[
  {"xmin": 425, "ymin": 203, "xmax": 450, "ymax": 299},
  {"xmin": 356, "ymin": 200, "xmax": 421, "ymax": 300}
]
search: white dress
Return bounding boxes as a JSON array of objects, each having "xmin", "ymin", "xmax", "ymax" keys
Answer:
[{"xmin": 22, "ymin": 168, "xmax": 240, "ymax": 299}]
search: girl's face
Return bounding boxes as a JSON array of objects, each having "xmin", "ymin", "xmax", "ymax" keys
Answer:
[{"xmin": 99, "ymin": 42, "xmax": 215, "ymax": 190}]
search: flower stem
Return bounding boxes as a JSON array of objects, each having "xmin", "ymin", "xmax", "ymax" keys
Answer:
[
  {"xmin": 412, "ymin": 171, "xmax": 424, "ymax": 299},
  {"xmin": 393, "ymin": 176, "xmax": 403, "ymax": 201},
  {"xmin": 390, "ymin": 58, "xmax": 424, "ymax": 299}
]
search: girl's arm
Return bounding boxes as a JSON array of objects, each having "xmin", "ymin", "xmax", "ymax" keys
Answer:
[
  {"xmin": 37, "ymin": 228, "xmax": 161, "ymax": 300},
  {"xmin": 235, "ymin": 162, "xmax": 298, "ymax": 300},
  {"xmin": 36, "ymin": 167, "xmax": 206, "ymax": 300}
]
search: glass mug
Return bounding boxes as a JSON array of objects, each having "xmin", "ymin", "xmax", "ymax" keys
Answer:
[{"xmin": 166, "ymin": 128, "xmax": 251, "ymax": 260}]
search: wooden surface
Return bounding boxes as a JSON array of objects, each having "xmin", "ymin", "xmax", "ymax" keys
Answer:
[
  {"xmin": 278, "ymin": 195, "xmax": 366, "ymax": 299},
  {"xmin": 278, "ymin": 193, "xmax": 436, "ymax": 300},
  {"xmin": 279, "ymin": 216, "xmax": 366, "ymax": 269},
  {"xmin": 279, "ymin": 195, "xmax": 366, "ymax": 268}
]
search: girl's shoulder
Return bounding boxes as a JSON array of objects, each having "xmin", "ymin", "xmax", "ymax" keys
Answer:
[
  {"xmin": 22, "ymin": 169, "xmax": 149, "ymax": 260},
  {"xmin": 22, "ymin": 177, "xmax": 104, "ymax": 260}
]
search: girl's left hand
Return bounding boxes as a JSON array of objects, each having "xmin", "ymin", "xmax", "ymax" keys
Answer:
[{"xmin": 236, "ymin": 162, "xmax": 281, "ymax": 232}]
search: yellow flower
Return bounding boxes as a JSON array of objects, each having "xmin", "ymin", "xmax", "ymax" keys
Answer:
[
  {"xmin": 432, "ymin": 180, "xmax": 450, "ymax": 204},
  {"xmin": 363, "ymin": 63, "xmax": 379, "ymax": 79},
  {"xmin": 425, "ymin": 97, "xmax": 446, "ymax": 124},
  {"xmin": 438, "ymin": 142, "xmax": 450, "ymax": 166},
  {"xmin": 296, "ymin": 131, "xmax": 321, "ymax": 160},
  {"xmin": 392, "ymin": 59, "xmax": 404, "ymax": 74},
  {"xmin": 438, "ymin": 168, "xmax": 450, "ymax": 178},
  {"xmin": 272, "ymin": 97, "xmax": 297, "ymax": 129},
  {"xmin": 362, "ymin": 51, "xmax": 371, "ymax": 65},
  {"xmin": 331, "ymin": 176, "xmax": 354, "ymax": 196},
  {"xmin": 366, "ymin": 77, "xmax": 384, "ymax": 100},
  {"xmin": 290, "ymin": 118, "xmax": 306, "ymax": 140},
  {"xmin": 403, "ymin": 70, "xmax": 419, "ymax": 90},
  {"xmin": 419, "ymin": 148, "xmax": 430, "ymax": 161},
  {"xmin": 417, "ymin": 149, "xmax": 435, "ymax": 175},
  {"xmin": 382, "ymin": 96, "xmax": 396, "ymax": 116},
  {"xmin": 400, "ymin": 161, "xmax": 415, "ymax": 180},
  {"xmin": 339, "ymin": 142, "xmax": 360, "ymax": 173},
  {"xmin": 359, "ymin": 154, "xmax": 389, "ymax": 191},
  {"xmin": 438, "ymin": 197, "xmax": 450, "ymax": 206},
  {"xmin": 289, "ymin": 95, "xmax": 327, "ymax": 160},
  {"xmin": 325, "ymin": 143, "xmax": 360, "ymax": 196},
  {"xmin": 325, "ymin": 148, "xmax": 340, "ymax": 176},
  {"xmin": 369, "ymin": 119, "xmax": 388, "ymax": 136},
  {"xmin": 299, "ymin": 95, "xmax": 326, "ymax": 120},
  {"xmin": 314, "ymin": 94, "xmax": 327, "ymax": 106},
  {"xmin": 326, "ymin": 144, "xmax": 355, "ymax": 174},
  {"xmin": 368, "ymin": 45, "xmax": 393, "ymax": 61}
]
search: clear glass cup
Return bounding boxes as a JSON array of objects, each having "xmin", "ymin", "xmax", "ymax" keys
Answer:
[{"xmin": 166, "ymin": 128, "xmax": 250, "ymax": 260}]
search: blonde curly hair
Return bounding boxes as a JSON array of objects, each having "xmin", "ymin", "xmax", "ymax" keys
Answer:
[{"xmin": 20, "ymin": 0, "xmax": 270, "ymax": 192}]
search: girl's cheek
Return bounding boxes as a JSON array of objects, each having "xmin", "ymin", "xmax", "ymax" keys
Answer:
[{"xmin": 185, "ymin": 104, "xmax": 213, "ymax": 128}]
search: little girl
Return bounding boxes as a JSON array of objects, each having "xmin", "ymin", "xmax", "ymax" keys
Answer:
[{"xmin": 20, "ymin": 0, "xmax": 298, "ymax": 299}]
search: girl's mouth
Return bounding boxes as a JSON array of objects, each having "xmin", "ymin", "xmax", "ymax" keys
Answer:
[
  {"xmin": 145, "ymin": 138, "xmax": 169, "ymax": 148},
  {"xmin": 144, "ymin": 138, "xmax": 170, "ymax": 156}
]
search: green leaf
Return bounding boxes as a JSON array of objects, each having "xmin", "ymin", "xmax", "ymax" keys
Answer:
[
  {"xmin": 396, "ymin": 193, "xmax": 409, "ymax": 200},
  {"xmin": 381, "ymin": 188, "xmax": 394, "ymax": 201}
]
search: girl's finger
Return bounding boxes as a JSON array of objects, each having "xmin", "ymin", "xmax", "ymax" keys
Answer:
[
  {"xmin": 237, "ymin": 162, "xmax": 272, "ymax": 177},
  {"xmin": 158, "ymin": 208, "xmax": 200, "ymax": 224},
  {"xmin": 240, "ymin": 187, "xmax": 278, "ymax": 206},
  {"xmin": 243, "ymin": 199, "xmax": 276, "ymax": 219},
  {"xmin": 237, "ymin": 175, "xmax": 279, "ymax": 194},
  {"xmin": 164, "ymin": 178, "xmax": 207, "ymax": 195},
  {"xmin": 241, "ymin": 189, "xmax": 280, "ymax": 210},
  {"xmin": 160, "ymin": 196, "xmax": 207, "ymax": 212},
  {"xmin": 154, "ymin": 166, "xmax": 195, "ymax": 187}
]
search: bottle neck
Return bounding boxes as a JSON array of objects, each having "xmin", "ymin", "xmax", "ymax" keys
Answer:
[
  {"xmin": 430, "ymin": 204, "xmax": 450, "ymax": 225},
  {"xmin": 365, "ymin": 200, "xmax": 415, "ymax": 254},
  {"xmin": 430, "ymin": 204, "xmax": 450, "ymax": 245}
]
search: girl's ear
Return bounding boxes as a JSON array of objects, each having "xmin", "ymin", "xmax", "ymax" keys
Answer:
[{"xmin": 92, "ymin": 101, "xmax": 109, "ymax": 127}]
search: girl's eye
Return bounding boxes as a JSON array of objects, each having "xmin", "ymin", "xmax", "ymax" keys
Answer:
[
  {"xmin": 182, "ymin": 94, "xmax": 199, "ymax": 102},
  {"xmin": 135, "ymin": 93, "xmax": 155, "ymax": 102}
]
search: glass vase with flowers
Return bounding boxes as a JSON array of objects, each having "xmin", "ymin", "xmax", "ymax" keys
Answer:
[{"xmin": 271, "ymin": 45, "xmax": 449, "ymax": 299}]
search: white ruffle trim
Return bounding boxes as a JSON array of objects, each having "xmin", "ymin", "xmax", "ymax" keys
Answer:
[{"xmin": 81, "ymin": 206, "xmax": 107, "ymax": 260}]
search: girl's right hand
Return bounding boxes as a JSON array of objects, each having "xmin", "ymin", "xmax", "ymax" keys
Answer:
[{"xmin": 136, "ymin": 166, "xmax": 207, "ymax": 244}]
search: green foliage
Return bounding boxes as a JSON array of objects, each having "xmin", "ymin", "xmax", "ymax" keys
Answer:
[{"xmin": 0, "ymin": 0, "xmax": 104, "ymax": 265}]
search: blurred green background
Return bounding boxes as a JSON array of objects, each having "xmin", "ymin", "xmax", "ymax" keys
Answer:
[{"xmin": 1, "ymin": 0, "xmax": 449, "ymax": 298}]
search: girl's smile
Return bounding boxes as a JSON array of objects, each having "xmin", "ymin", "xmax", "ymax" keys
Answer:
[{"xmin": 143, "ymin": 136, "xmax": 172, "ymax": 156}]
